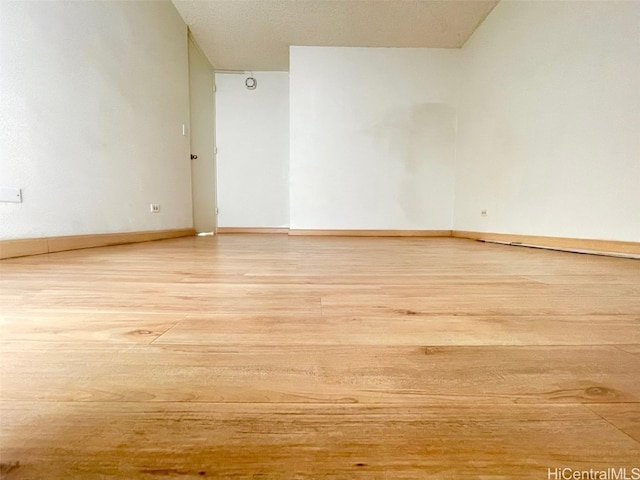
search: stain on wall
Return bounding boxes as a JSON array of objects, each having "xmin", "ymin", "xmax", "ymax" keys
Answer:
[{"xmin": 369, "ymin": 103, "xmax": 456, "ymax": 223}]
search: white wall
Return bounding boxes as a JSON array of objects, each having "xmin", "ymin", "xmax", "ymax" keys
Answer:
[
  {"xmin": 289, "ymin": 47, "xmax": 459, "ymax": 230},
  {"xmin": 455, "ymin": 1, "xmax": 640, "ymax": 242},
  {"xmin": 0, "ymin": 1, "xmax": 192, "ymax": 240},
  {"xmin": 215, "ymin": 72, "xmax": 289, "ymax": 228}
]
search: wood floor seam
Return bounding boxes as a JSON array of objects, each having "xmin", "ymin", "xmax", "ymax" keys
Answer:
[
  {"xmin": 583, "ymin": 404, "xmax": 640, "ymax": 446},
  {"xmin": 149, "ymin": 320, "xmax": 188, "ymax": 345}
]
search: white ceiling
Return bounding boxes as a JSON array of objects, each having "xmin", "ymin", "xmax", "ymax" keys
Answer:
[{"xmin": 172, "ymin": 0, "xmax": 499, "ymax": 71}]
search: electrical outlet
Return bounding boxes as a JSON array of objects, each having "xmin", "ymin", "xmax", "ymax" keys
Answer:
[
  {"xmin": 150, "ymin": 204, "xmax": 160, "ymax": 213},
  {"xmin": 481, "ymin": 209, "xmax": 488, "ymax": 217}
]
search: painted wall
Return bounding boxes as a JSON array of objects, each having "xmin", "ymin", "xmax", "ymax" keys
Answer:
[
  {"xmin": 455, "ymin": 1, "xmax": 640, "ymax": 241},
  {"xmin": 215, "ymin": 72, "xmax": 289, "ymax": 228},
  {"xmin": 0, "ymin": 1, "xmax": 192, "ymax": 240},
  {"xmin": 289, "ymin": 47, "xmax": 459, "ymax": 230}
]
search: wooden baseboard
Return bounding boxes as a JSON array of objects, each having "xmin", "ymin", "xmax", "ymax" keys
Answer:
[
  {"xmin": 217, "ymin": 227, "xmax": 290, "ymax": 234},
  {"xmin": 0, "ymin": 228, "xmax": 196, "ymax": 260},
  {"xmin": 0, "ymin": 238, "xmax": 49, "ymax": 259},
  {"xmin": 4, "ymin": 227, "xmax": 635, "ymax": 259},
  {"xmin": 452, "ymin": 230, "xmax": 640, "ymax": 256},
  {"xmin": 288, "ymin": 229, "xmax": 452, "ymax": 237},
  {"xmin": 217, "ymin": 228, "xmax": 451, "ymax": 237}
]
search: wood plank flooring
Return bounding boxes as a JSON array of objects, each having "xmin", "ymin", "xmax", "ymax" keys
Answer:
[{"xmin": 1, "ymin": 235, "xmax": 639, "ymax": 479}]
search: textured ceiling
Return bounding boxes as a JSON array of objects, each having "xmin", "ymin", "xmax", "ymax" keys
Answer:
[{"xmin": 172, "ymin": 0, "xmax": 499, "ymax": 71}]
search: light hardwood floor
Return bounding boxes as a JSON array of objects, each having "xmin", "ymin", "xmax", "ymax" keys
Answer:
[{"xmin": 1, "ymin": 235, "xmax": 639, "ymax": 479}]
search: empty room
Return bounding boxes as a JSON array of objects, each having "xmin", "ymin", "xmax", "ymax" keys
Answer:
[{"xmin": 1, "ymin": 0, "xmax": 639, "ymax": 478}]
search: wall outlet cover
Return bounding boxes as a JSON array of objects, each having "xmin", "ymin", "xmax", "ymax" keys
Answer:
[{"xmin": 0, "ymin": 187, "xmax": 22, "ymax": 203}]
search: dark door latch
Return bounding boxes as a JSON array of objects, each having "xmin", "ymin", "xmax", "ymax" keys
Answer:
[{"xmin": 190, "ymin": 154, "xmax": 198, "ymax": 160}]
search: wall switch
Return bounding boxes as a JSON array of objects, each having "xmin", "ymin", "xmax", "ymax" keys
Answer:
[
  {"xmin": 0, "ymin": 187, "xmax": 22, "ymax": 203},
  {"xmin": 150, "ymin": 204, "xmax": 160, "ymax": 213}
]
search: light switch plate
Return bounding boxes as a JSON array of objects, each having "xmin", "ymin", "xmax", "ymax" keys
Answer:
[{"xmin": 0, "ymin": 187, "xmax": 22, "ymax": 203}]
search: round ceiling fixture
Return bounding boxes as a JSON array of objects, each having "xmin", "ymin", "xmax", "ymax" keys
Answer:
[{"xmin": 245, "ymin": 76, "xmax": 257, "ymax": 90}]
